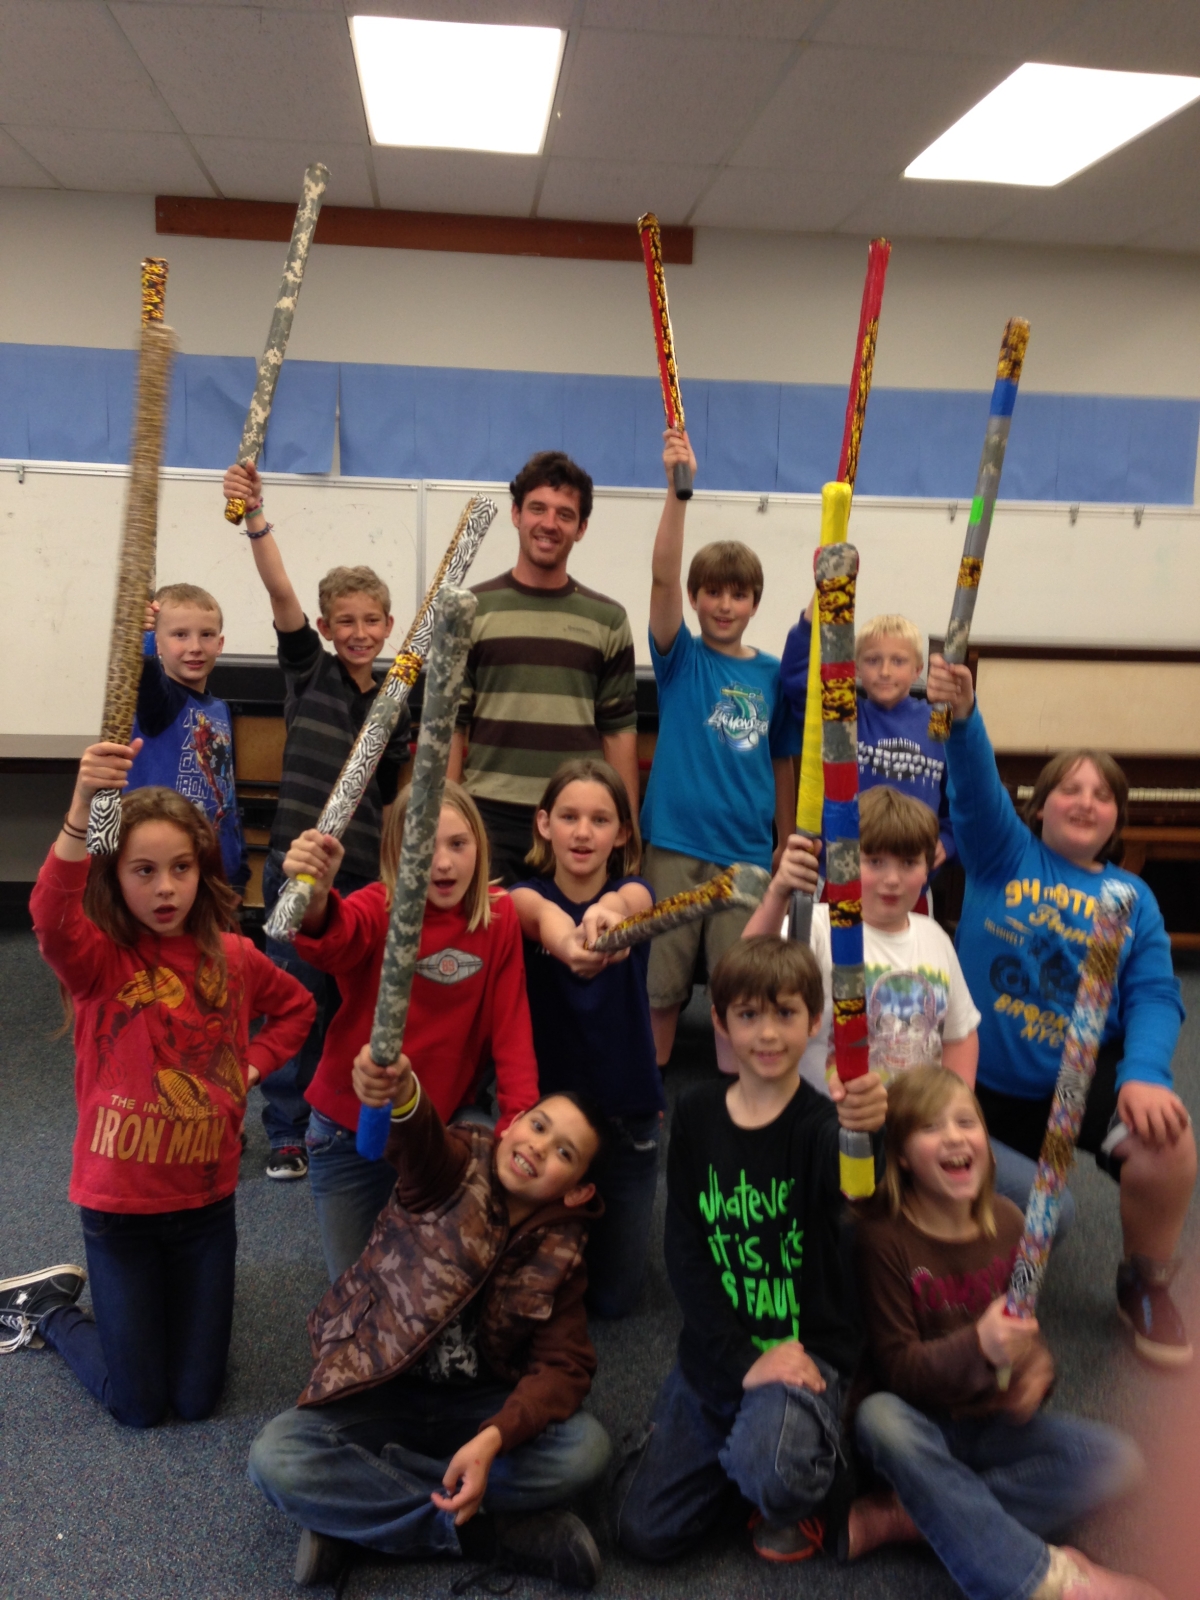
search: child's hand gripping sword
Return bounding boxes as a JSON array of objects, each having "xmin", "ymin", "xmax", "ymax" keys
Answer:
[
  {"xmin": 589, "ymin": 864, "xmax": 770, "ymax": 954},
  {"xmin": 637, "ymin": 212, "xmax": 692, "ymax": 500},
  {"xmin": 224, "ymin": 163, "xmax": 329, "ymax": 524},
  {"xmin": 813, "ymin": 543, "xmax": 873, "ymax": 1200},
  {"xmin": 265, "ymin": 495, "xmax": 497, "ymax": 944},
  {"xmin": 790, "ymin": 238, "xmax": 891, "ymax": 943},
  {"xmin": 928, "ymin": 317, "xmax": 1030, "ymax": 740},
  {"xmin": 356, "ymin": 587, "xmax": 477, "ymax": 1163},
  {"xmin": 995, "ymin": 880, "xmax": 1134, "ymax": 1389},
  {"xmin": 87, "ymin": 260, "xmax": 178, "ymax": 855}
]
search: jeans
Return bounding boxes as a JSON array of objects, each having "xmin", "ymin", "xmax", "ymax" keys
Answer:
[
  {"xmin": 248, "ymin": 1374, "xmax": 612, "ymax": 1557},
  {"xmin": 991, "ymin": 1139, "xmax": 1077, "ymax": 1242},
  {"xmin": 260, "ymin": 851, "xmax": 372, "ymax": 1151},
  {"xmin": 585, "ymin": 1113, "xmax": 662, "ymax": 1320},
  {"xmin": 40, "ymin": 1194, "xmax": 237, "ymax": 1429},
  {"xmin": 615, "ymin": 1358, "xmax": 842, "ymax": 1561},
  {"xmin": 305, "ymin": 1107, "xmax": 398, "ymax": 1282},
  {"xmin": 855, "ymin": 1392, "xmax": 1143, "ymax": 1600}
]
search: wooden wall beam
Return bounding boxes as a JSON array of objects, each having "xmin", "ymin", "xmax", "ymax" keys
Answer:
[{"xmin": 156, "ymin": 196, "xmax": 693, "ymax": 265}]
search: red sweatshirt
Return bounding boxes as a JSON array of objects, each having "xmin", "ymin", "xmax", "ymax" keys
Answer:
[
  {"xmin": 31, "ymin": 849, "xmax": 315, "ymax": 1214},
  {"xmin": 294, "ymin": 884, "xmax": 539, "ymax": 1134}
]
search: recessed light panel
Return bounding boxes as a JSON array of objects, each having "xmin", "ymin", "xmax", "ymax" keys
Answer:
[
  {"xmin": 350, "ymin": 16, "xmax": 565, "ymax": 155},
  {"xmin": 905, "ymin": 62, "xmax": 1200, "ymax": 186}
]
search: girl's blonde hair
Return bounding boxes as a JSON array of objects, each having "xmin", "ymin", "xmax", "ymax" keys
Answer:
[
  {"xmin": 379, "ymin": 779, "xmax": 492, "ymax": 931},
  {"xmin": 874, "ymin": 1066, "xmax": 997, "ymax": 1237},
  {"xmin": 524, "ymin": 758, "xmax": 641, "ymax": 879}
]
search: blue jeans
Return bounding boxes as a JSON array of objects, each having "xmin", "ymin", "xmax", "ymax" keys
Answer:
[
  {"xmin": 991, "ymin": 1139, "xmax": 1077, "ymax": 1242},
  {"xmin": 615, "ymin": 1358, "xmax": 842, "ymax": 1560},
  {"xmin": 305, "ymin": 1107, "xmax": 398, "ymax": 1282},
  {"xmin": 855, "ymin": 1392, "xmax": 1143, "ymax": 1600},
  {"xmin": 40, "ymin": 1194, "xmax": 237, "ymax": 1429},
  {"xmin": 248, "ymin": 1374, "xmax": 612, "ymax": 1557},
  {"xmin": 586, "ymin": 1112, "xmax": 662, "ymax": 1320},
  {"xmin": 260, "ymin": 851, "xmax": 372, "ymax": 1151}
]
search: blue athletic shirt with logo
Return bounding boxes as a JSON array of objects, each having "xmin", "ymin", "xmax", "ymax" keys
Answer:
[{"xmin": 640, "ymin": 625, "xmax": 801, "ymax": 872}]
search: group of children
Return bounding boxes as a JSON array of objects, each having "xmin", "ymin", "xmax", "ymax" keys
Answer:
[{"xmin": 0, "ymin": 432, "xmax": 1192, "ymax": 1600}]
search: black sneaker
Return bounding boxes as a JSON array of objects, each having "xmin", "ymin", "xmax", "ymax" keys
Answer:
[
  {"xmin": 1117, "ymin": 1257, "xmax": 1193, "ymax": 1367},
  {"xmin": 266, "ymin": 1146, "xmax": 308, "ymax": 1181},
  {"xmin": 0, "ymin": 1264, "xmax": 86, "ymax": 1353},
  {"xmin": 293, "ymin": 1527, "xmax": 351, "ymax": 1587},
  {"xmin": 494, "ymin": 1510, "xmax": 601, "ymax": 1590}
]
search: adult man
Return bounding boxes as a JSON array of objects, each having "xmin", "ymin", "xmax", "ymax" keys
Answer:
[{"xmin": 448, "ymin": 451, "xmax": 639, "ymax": 884}]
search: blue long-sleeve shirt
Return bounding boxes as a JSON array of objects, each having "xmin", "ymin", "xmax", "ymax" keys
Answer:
[
  {"xmin": 780, "ymin": 615, "xmax": 955, "ymax": 862},
  {"xmin": 946, "ymin": 706, "xmax": 1183, "ymax": 1099}
]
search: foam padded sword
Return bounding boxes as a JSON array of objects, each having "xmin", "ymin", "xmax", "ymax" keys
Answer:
[
  {"xmin": 589, "ymin": 863, "xmax": 770, "ymax": 954},
  {"xmin": 637, "ymin": 212, "xmax": 693, "ymax": 500}
]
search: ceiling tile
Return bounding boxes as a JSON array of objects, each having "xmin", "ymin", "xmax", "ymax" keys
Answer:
[
  {"xmin": 1032, "ymin": 0, "xmax": 1200, "ymax": 75},
  {"xmin": 9, "ymin": 127, "xmax": 213, "ymax": 194},
  {"xmin": 189, "ymin": 138, "xmax": 375, "ymax": 206},
  {"xmin": 734, "ymin": 45, "xmax": 1013, "ymax": 176},
  {"xmin": 0, "ymin": 127, "xmax": 59, "ymax": 187},
  {"xmin": 110, "ymin": 3, "xmax": 365, "ymax": 141},
  {"xmin": 339, "ymin": 0, "xmax": 576, "ymax": 20},
  {"xmin": 554, "ymin": 28, "xmax": 789, "ymax": 164},
  {"xmin": 118, "ymin": 0, "xmax": 342, "ymax": 8},
  {"xmin": 537, "ymin": 157, "xmax": 711, "ymax": 224},
  {"xmin": 811, "ymin": 0, "xmax": 1087, "ymax": 56},
  {"xmin": 834, "ymin": 177, "xmax": 1024, "ymax": 241},
  {"xmin": 0, "ymin": 0, "xmax": 175, "ymax": 132},
  {"xmin": 692, "ymin": 166, "xmax": 877, "ymax": 231},
  {"xmin": 1134, "ymin": 215, "xmax": 1200, "ymax": 252},
  {"xmin": 371, "ymin": 148, "xmax": 539, "ymax": 215},
  {"xmin": 582, "ymin": 1, "xmax": 823, "ymax": 38}
]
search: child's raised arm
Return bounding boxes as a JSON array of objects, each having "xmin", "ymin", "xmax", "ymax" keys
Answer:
[
  {"xmin": 56, "ymin": 741, "xmax": 144, "ymax": 863},
  {"xmin": 926, "ymin": 654, "xmax": 1028, "ymax": 883},
  {"xmin": 509, "ymin": 887, "xmax": 612, "ymax": 979},
  {"xmin": 649, "ymin": 428, "xmax": 698, "ymax": 654},
  {"xmin": 223, "ymin": 462, "xmax": 304, "ymax": 634}
]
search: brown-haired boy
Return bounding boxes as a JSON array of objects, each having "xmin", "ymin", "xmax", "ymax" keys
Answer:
[
  {"xmin": 615, "ymin": 937, "xmax": 885, "ymax": 1564},
  {"xmin": 223, "ymin": 462, "xmax": 411, "ymax": 1180},
  {"xmin": 641, "ymin": 429, "xmax": 800, "ymax": 1066}
]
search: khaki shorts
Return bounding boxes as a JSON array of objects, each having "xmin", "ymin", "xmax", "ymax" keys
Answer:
[{"xmin": 643, "ymin": 844, "xmax": 754, "ymax": 1010}]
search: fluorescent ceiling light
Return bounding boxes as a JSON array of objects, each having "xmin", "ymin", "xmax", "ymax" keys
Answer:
[
  {"xmin": 349, "ymin": 16, "xmax": 565, "ymax": 155},
  {"xmin": 905, "ymin": 62, "xmax": 1200, "ymax": 186}
]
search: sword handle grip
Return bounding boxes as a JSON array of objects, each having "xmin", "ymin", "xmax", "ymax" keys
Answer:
[{"xmin": 672, "ymin": 460, "xmax": 694, "ymax": 501}]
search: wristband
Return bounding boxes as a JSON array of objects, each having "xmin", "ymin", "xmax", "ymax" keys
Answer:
[
  {"xmin": 244, "ymin": 520, "xmax": 273, "ymax": 542},
  {"xmin": 390, "ymin": 1080, "xmax": 420, "ymax": 1121},
  {"xmin": 61, "ymin": 817, "xmax": 88, "ymax": 840}
]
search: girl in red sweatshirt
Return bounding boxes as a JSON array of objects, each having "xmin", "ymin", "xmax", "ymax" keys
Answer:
[
  {"xmin": 3, "ymin": 741, "xmax": 314, "ymax": 1428},
  {"xmin": 282, "ymin": 778, "xmax": 540, "ymax": 1281}
]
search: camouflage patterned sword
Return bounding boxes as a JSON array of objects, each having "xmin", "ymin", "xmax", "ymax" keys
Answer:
[
  {"xmin": 87, "ymin": 259, "xmax": 178, "ymax": 855},
  {"xmin": 589, "ymin": 864, "xmax": 769, "ymax": 953},
  {"xmin": 266, "ymin": 494, "xmax": 497, "ymax": 943},
  {"xmin": 356, "ymin": 586, "xmax": 478, "ymax": 1162},
  {"xmin": 224, "ymin": 163, "xmax": 329, "ymax": 524}
]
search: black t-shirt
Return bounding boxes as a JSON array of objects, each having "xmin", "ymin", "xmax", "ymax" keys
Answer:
[{"xmin": 666, "ymin": 1077, "xmax": 875, "ymax": 1402}]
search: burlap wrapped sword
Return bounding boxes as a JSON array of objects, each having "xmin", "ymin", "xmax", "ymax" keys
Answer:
[
  {"xmin": 589, "ymin": 863, "xmax": 769, "ymax": 954},
  {"xmin": 87, "ymin": 259, "xmax": 178, "ymax": 855},
  {"xmin": 266, "ymin": 494, "xmax": 497, "ymax": 943},
  {"xmin": 356, "ymin": 586, "xmax": 478, "ymax": 1163}
]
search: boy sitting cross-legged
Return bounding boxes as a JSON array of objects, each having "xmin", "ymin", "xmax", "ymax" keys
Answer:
[
  {"xmin": 248, "ymin": 1044, "xmax": 612, "ymax": 1591},
  {"xmin": 615, "ymin": 938, "xmax": 886, "ymax": 1565},
  {"xmin": 223, "ymin": 462, "xmax": 411, "ymax": 1180}
]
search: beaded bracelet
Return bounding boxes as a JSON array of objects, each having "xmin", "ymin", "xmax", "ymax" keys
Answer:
[{"xmin": 244, "ymin": 520, "xmax": 274, "ymax": 542}]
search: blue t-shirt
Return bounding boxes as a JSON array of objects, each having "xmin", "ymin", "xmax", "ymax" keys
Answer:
[
  {"xmin": 947, "ymin": 707, "xmax": 1183, "ymax": 1100},
  {"xmin": 127, "ymin": 640, "xmax": 248, "ymax": 888},
  {"xmin": 512, "ymin": 874, "xmax": 665, "ymax": 1120},
  {"xmin": 640, "ymin": 626, "xmax": 800, "ymax": 871}
]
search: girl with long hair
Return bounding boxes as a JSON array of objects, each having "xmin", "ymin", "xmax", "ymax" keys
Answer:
[
  {"xmin": 281, "ymin": 779, "xmax": 539, "ymax": 1280},
  {"xmin": 1, "ymin": 741, "xmax": 313, "ymax": 1428},
  {"xmin": 510, "ymin": 759, "xmax": 664, "ymax": 1319}
]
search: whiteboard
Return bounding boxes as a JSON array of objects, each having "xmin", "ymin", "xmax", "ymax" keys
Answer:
[{"xmin": 3, "ymin": 458, "xmax": 1199, "ymax": 738}]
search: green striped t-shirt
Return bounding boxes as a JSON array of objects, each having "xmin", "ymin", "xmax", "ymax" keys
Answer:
[{"xmin": 458, "ymin": 573, "xmax": 637, "ymax": 807}]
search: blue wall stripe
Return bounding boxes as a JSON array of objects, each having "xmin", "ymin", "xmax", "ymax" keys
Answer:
[{"xmin": 2, "ymin": 343, "xmax": 1197, "ymax": 505}]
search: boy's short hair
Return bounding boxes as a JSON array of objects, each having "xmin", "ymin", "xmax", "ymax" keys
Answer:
[
  {"xmin": 154, "ymin": 582, "xmax": 223, "ymax": 631},
  {"xmin": 510, "ymin": 451, "xmax": 594, "ymax": 524},
  {"xmin": 534, "ymin": 1088, "xmax": 608, "ymax": 1178},
  {"xmin": 710, "ymin": 936, "xmax": 823, "ymax": 1027},
  {"xmin": 318, "ymin": 566, "xmax": 391, "ymax": 621},
  {"xmin": 859, "ymin": 786, "xmax": 939, "ymax": 871},
  {"xmin": 686, "ymin": 541, "xmax": 764, "ymax": 606},
  {"xmin": 856, "ymin": 614, "xmax": 924, "ymax": 672}
]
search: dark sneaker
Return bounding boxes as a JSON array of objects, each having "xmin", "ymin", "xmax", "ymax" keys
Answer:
[
  {"xmin": 266, "ymin": 1146, "xmax": 308, "ymax": 1181},
  {"xmin": 1117, "ymin": 1258, "xmax": 1193, "ymax": 1368},
  {"xmin": 494, "ymin": 1510, "xmax": 601, "ymax": 1590},
  {"xmin": 293, "ymin": 1527, "xmax": 351, "ymax": 1587},
  {"xmin": 0, "ymin": 1264, "xmax": 86, "ymax": 1353},
  {"xmin": 750, "ymin": 1510, "xmax": 826, "ymax": 1564}
]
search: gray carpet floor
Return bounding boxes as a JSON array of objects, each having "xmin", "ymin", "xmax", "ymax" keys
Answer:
[{"xmin": 1, "ymin": 927, "xmax": 1196, "ymax": 1600}]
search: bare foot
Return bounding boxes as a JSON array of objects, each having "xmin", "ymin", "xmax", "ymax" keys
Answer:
[
  {"xmin": 845, "ymin": 1489, "xmax": 922, "ymax": 1561},
  {"xmin": 1059, "ymin": 1546, "xmax": 1167, "ymax": 1600}
]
